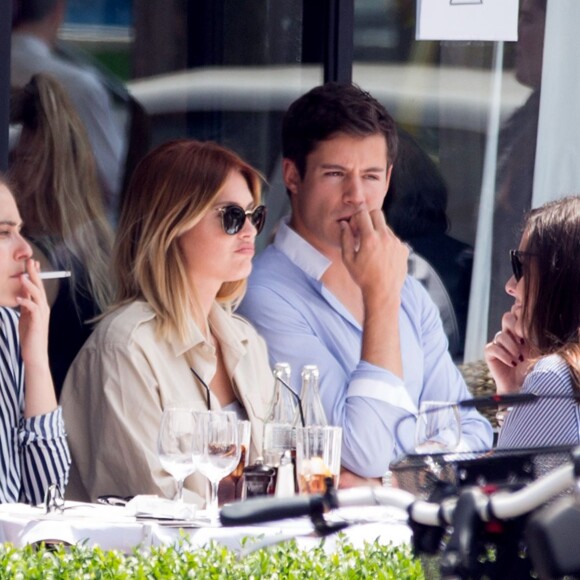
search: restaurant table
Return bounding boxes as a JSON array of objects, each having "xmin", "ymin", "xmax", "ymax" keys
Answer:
[{"xmin": 0, "ymin": 501, "xmax": 412, "ymax": 554}]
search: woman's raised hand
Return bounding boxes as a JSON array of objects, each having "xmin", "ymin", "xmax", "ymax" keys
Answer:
[
  {"xmin": 17, "ymin": 259, "xmax": 51, "ymax": 368},
  {"xmin": 16, "ymin": 259, "xmax": 57, "ymax": 417},
  {"xmin": 484, "ymin": 310, "xmax": 530, "ymax": 395}
]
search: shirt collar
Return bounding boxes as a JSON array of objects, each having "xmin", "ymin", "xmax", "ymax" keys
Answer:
[
  {"xmin": 169, "ymin": 302, "xmax": 251, "ymax": 358},
  {"xmin": 273, "ymin": 218, "xmax": 331, "ymax": 281}
]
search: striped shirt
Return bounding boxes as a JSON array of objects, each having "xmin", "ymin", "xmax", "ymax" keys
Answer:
[
  {"xmin": 0, "ymin": 307, "xmax": 70, "ymax": 504},
  {"xmin": 497, "ymin": 354, "xmax": 580, "ymax": 448}
]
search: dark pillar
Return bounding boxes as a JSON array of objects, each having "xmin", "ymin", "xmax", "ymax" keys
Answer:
[
  {"xmin": 0, "ymin": 0, "xmax": 13, "ymax": 172},
  {"xmin": 303, "ymin": 0, "xmax": 353, "ymax": 84},
  {"xmin": 325, "ymin": 0, "xmax": 353, "ymax": 83}
]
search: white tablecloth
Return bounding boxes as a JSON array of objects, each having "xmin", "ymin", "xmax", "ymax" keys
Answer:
[{"xmin": 0, "ymin": 502, "xmax": 411, "ymax": 554}]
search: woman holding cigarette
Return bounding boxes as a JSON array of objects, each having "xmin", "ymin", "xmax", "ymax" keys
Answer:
[
  {"xmin": 0, "ymin": 177, "xmax": 70, "ymax": 504},
  {"xmin": 61, "ymin": 139, "xmax": 274, "ymax": 504},
  {"xmin": 9, "ymin": 74, "xmax": 114, "ymax": 397}
]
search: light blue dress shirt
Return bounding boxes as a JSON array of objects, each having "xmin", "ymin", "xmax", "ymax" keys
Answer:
[{"xmin": 238, "ymin": 221, "xmax": 493, "ymax": 477}]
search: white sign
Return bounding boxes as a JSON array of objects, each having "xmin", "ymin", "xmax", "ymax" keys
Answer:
[{"xmin": 416, "ymin": 0, "xmax": 519, "ymax": 41}]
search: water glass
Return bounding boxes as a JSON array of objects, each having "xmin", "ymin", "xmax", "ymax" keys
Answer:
[
  {"xmin": 220, "ymin": 419, "xmax": 251, "ymax": 503},
  {"xmin": 295, "ymin": 426, "xmax": 342, "ymax": 494},
  {"xmin": 415, "ymin": 401, "xmax": 461, "ymax": 454}
]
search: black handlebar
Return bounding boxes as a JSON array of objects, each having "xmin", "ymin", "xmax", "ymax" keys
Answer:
[
  {"xmin": 458, "ymin": 393, "xmax": 538, "ymax": 409},
  {"xmin": 218, "ymin": 449, "xmax": 580, "ymax": 577},
  {"xmin": 220, "ymin": 493, "xmax": 329, "ymax": 526}
]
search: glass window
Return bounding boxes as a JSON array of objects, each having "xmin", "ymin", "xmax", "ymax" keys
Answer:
[
  {"xmin": 11, "ymin": 1, "xmax": 320, "ymax": 246},
  {"xmin": 7, "ymin": 0, "xmax": 580, "ymax": 364},
  {"xmin": 126, "ymin": 1, "xmax": 320, "ymax": 247},
  {"xmin": 353, "ymin": 0, "xmax": 580, "ymax": 362}
]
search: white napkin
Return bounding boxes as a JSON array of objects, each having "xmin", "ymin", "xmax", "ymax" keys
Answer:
[{"xmin": 125, "ymin": 495, "xmax": 197, "ymax": 520}]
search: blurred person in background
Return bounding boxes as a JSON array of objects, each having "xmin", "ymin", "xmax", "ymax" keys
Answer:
[
  {"xmin": 487, "ymin": 196, "xmax": 580, "ymax": 448},
  {"xmin": 61, "ymin": 140, "xmax": 274, "ymax": 505},
  {"xmin": 489, "ymin": 0, "xmax": 547, "ymax": 334},
  {"xmin": 11, "ymin": 0, "xmax": 127, "ymax": 219},
  {"xmin": 383, "ymin": 130, "xmax": 473, "ymax": 360},
  {"xmin": 9, "ymin": 73, "xmax": 114, "ymax": 399},
  {"xmin": 0, "ymin": 176, "xmax": 70, "ymax": 504}
]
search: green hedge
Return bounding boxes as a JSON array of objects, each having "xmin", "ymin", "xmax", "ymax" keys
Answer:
[{"xmin": 0, "ymin": 534, "xmax": 424, "ymax": 579}]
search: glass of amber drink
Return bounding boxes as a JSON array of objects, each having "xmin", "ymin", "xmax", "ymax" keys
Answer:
[{"xmin": 296, "ymin": 426, "xmax": 342, "ymax": 494}]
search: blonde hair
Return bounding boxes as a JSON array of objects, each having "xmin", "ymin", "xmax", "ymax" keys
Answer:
[
  {"xmin": 9, "ymin": 73, "xmax": 114, "ymax": 313},
  {"xmin": 113, "ymin": 139, "xmax": 263, "ymax": 342}
]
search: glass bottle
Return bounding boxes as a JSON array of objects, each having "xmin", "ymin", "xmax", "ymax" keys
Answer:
[
  {"xmin": 262, "ymin": 363, "xmax": 296, "ymax": 468},
  {"xmin": 296, "ymin": 364, "xmax": 327, "ymax": 427}
]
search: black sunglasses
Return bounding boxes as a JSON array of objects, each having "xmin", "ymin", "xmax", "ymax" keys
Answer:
[
  {"xmin": 510, "ymin": 249, "xmax": 536, "ymax": 282},
  {"xmin": 217, "ymin": 204, "xmax": 267, "ymax": 235}
]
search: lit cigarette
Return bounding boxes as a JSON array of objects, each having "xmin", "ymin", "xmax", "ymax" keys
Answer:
[{"xmin": 38, "ymin": 271, "xmax": 72, "ymax": 280}]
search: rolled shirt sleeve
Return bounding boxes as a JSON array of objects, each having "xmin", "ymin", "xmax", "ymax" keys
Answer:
[{"xmin": 18, "ymin": 406, "xmax": 71, "ymax": 505}]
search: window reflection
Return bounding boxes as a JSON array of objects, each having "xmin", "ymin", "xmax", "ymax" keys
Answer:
[
  {"xmin": 354, "ymin": 0, "xmax": 547, "ymax": 359},
  {"xmin": 489, "ymin": 0, "xmax": 546, "ymax": 333}
]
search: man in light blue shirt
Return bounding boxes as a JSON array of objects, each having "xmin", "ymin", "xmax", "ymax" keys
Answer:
[{"xmin": 238, "ymin": 83, "xmax": 492, "ymax": 484}]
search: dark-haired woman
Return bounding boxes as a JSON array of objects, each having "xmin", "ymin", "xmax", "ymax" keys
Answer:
[{"xmin": 486, "ymin": 196, "xmax": 580, "ymax": 448}]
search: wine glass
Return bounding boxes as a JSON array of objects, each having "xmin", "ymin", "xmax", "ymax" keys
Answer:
[
  {"xmin": 195, "ymin": 411, "xmax": 240, "ymax": 522},
  {"xmin": 415, "ymin": 401, "xmax": 461, "ymax": 454},
  {"xmin": 229, "ymin": 420, "xmax": 251, "ymax": 500},
  {"xmin": 158, "ymin": 407, "xmax": 198, "ymax": 502}
]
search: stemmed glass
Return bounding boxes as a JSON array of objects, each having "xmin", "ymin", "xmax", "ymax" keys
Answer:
[
  {"xmin": 415, "ymin": 401, "xmax": 461, "ymax": 454},
  {"xmin": 158, "ymin": 407, "xmax": 198, "ymax": 502},
  {"xmin": 229, "ymin": 420, "xmax": 251, "ymax": 501},
  {"xmin": 195, "ymin": 411, "xmax": 240, "ymax": 523}
]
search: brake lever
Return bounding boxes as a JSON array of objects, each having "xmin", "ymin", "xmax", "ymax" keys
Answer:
[{"xmin": 439, "ymin": 488, "xmax": 483, "ymax": 577}]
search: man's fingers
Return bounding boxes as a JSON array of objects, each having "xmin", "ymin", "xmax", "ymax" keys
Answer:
[
  {"xmin": 368, "ymin": 208, "xmax": 389, "ymax": 231},
  {"xmin": 340, "ymin": 220, "xmax": 356, "ymax": 263},
  {"xmin": 350, "ymin": 208, "xmax": 390, "ymax": 235}
]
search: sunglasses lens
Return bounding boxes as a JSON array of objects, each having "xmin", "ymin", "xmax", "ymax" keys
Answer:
[
  {"xmin": 511, "ymin": 251, "xmax": 523, "ymax": 282},
  {"xmin": 221, "ymin": 205, "xmax": 267, "ymax": 235},
  {"xmin": 222, "ymin": 206, "xmax": 246, "ymax": 235},
  {"xmin": 251, "ymin": 206, "xmax": 267, "ymax": 234}
]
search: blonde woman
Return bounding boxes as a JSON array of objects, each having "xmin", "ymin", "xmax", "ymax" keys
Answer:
[
  {"xmin": 9, "ymin": 74, "xmax": 114, "ymax": 396},
  {"xmin": 61, "ymin": 139, "xmax": 274, "ymax": 504}
]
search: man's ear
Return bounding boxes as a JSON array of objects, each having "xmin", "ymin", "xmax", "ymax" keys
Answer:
[{"xmin": 282, "ymin": 158, "xmax": 301, "ymax": 196}]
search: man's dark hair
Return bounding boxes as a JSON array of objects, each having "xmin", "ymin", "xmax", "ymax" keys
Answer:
[
  {"xmin": 12, "ymin": 0, "xmax": 57, "ymax": 28},
  {"xmin": 282, "ymin": 82, "xmax": 398, "ymax": 179}
]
